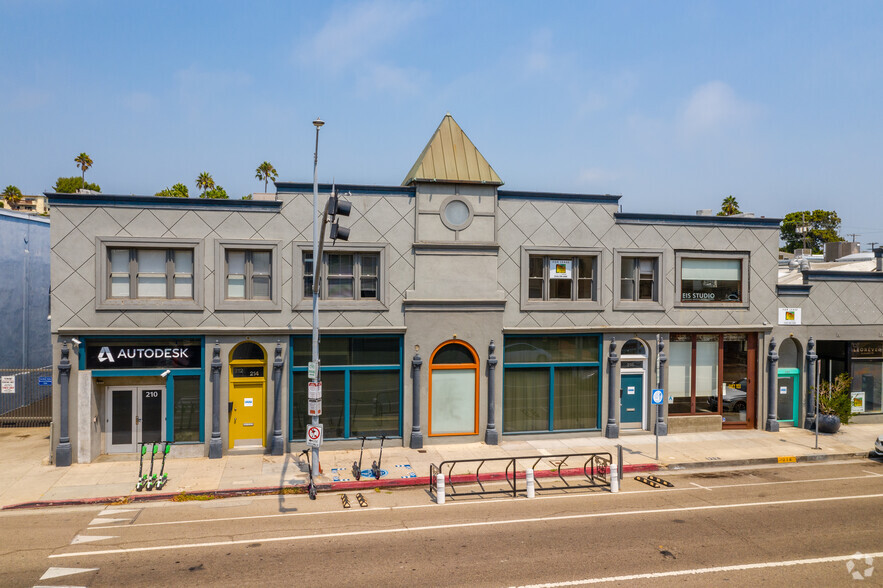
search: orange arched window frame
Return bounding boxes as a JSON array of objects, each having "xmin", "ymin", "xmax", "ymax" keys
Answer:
[{"xmin": 428, "ymin": 339, "xmax": 479, "ymax": 437}]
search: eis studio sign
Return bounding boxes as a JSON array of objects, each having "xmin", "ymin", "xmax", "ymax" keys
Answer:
[{"xmin": 86, "ymin": 343, "xmax": 201, "ymax": 369}]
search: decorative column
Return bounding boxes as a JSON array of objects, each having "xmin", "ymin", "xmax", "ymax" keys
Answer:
[
  {"xmin": 409, "ymin": 350, "xmax": 423, "ymax": 449},
  {"xmin": 605, "ymin": 338, "xmax": 620, "ymax": 439},
  {"xmin": 208, "ymin": 343, "xmax": 223, "ymax": 458},
  {"xmin": 804, "ymin": 337, "xmax": 818, "ymax": 429},
  {"xmin": 765, "ymin": 337, "xmax": 780, "ymax": 432},
  {"xmin": 655, "ymin": 334, "xmax": 668, "ymax": 436},
  {"xmin": 485, "ymin": 340, "xmax": 499, "ymax": 445},
  {"xmin": 55, "ymin": 341, "xmax": 72, "ymax": 467},
  {"xmin": 270, "ymin": 343, "xmax": 284, "ymax": 455}
]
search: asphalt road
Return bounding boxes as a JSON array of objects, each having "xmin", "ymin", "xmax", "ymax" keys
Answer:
[{"xmin": 2, "ymin": 460, "xmax": 882, "ymax": 587}]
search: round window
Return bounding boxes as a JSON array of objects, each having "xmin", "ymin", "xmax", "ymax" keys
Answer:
[{"xmin": 441, "ymin": 197, "xmax": 473, "ymax": 230}]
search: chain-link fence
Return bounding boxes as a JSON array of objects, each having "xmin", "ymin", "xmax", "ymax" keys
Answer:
[{"xmin": 0, "ymin": 367, "xmax": 52, "ymax": 426}]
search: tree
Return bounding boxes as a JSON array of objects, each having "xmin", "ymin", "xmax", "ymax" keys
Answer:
[
  {"xmin": 717, "ymin": 195, "xmax": 741, "ymax": 216},
  {"xmin": 780, "ymin": 209, "xmax": 843, "ymax": 254},
  {"xmin": 53, "ymin": 176, "xmax": 100, "ymax": 193},
  {"xmin": 255, "ymin": 161, "xmax": 278, "ymax": 192},
  {"xmin": 155, "ymin": 183, "xmax": 189, "ymax": 198},
  {"xmin": 75, "ymin": 153, "xmax": 93, "ymax": 186},
  {"xmin": 195, "ymin": 172, "xmax": 215, "ymax": 196},
  {"xmin": 201, "ymin": 185, "xmax": 229, "ymax": 200},
  {"xmin": 2, "ymin": 185, "xmax": 23, "ymax": 207}
]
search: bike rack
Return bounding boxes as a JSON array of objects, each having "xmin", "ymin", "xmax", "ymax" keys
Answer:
[{"xmin": 429, "ymin": 452, "xmax": 611, "ymax": 500}]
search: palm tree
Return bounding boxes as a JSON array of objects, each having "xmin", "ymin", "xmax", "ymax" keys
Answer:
[
  {"xmin": 718, "ymin": 195, "xmax": 741, "ymax": 216},
  {"xmin": 255, "ymin": 161, "xmax": 278, "ymax": 192},
  {"xmin": 2, "ymin": 185, "xmax": 23, "ymax": 207},
  {"xmin": 196, "ymin": 172, "xmax": 215, "ymax": 196},
  {"xmin": 74, "ymin": 153, "xmax": 93, "ymax": 189}
]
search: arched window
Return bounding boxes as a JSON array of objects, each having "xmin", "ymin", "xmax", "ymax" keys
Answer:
[
  {"xmin": 231, "ymin": 341, "xmax": 265, "ymax": 361},
  {"xmin": 429, "ymin": 341, "xmax": 479, "ymax": 436}
]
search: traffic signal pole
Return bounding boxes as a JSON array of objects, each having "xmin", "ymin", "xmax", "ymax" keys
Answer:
[{"xmin": 310, "ymin": 118, "xmax": 323, "ymax": 478}]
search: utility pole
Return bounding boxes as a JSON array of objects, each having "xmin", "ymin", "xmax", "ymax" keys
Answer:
[{"xmin": 310, "ymin": 117, "xmax": 324, "ymax": 478}]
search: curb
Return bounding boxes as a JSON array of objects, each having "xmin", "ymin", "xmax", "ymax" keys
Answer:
[{"xmin": 2, "ymin": 452, "xmax": 874, "ymax": 511}]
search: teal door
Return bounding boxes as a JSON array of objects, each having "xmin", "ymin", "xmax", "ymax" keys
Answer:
[
  {"xmin": 777, "ymin": 369, "xmax": 799, "ymax": 425},
  {"xmin": 620, "ymin": 373, "xmax": 644, "ymax": 425}
]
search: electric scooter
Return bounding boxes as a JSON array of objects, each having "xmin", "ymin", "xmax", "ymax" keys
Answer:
[
  {"xmin": 135, "ymin": 444, "xmax": 148, "ymax": 491},
  {"xmin": 155, "ymin": 443, "xmax": 171, "ymax": 490},
  {"xmin": 301, "ymin": 449, "xmax": 317, "ymax": 500},
  {"xmin": 145, "ymin": 443, "xmax": 159, "ymax": 490},
  {"xmin": 371, "ymin": 435, "xmax": 386, "ymax": 480}
]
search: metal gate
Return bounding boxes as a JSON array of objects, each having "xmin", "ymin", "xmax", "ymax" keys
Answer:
[{"xmin": 0, "ymin": 367, "xmax": 52, "ymax": 426}]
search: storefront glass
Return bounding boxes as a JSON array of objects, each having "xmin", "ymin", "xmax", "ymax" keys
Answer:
[
  {"xmin": 503, "ymin": 335, "xmax": 600, "ymax": 433},
  {"xmin": 172, "ymin": 376, "xmax": 201, "ymax": 442},
  {"xmin": 850, "ymin": 341, "xmax": 883, "ymax": 413},
  {"xmin": 291, "ymin": 335, "xmax": 402, "ymax": 440}
]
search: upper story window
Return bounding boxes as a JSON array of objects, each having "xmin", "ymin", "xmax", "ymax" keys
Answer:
[
  {"xmin": 303, "ymin": 251, "xmax": 380, "ymax": 301},
  {"xmin": 97, "ymin": 237, "xmax": 203, "ymax": 310},
  {"xmin": 674, "ymin": 251, "xmax": 749, "ymax": 308},
  {"xmin": 214, "ymin": 240, "xmax": 281, "ymax": 311},
  {"xmin": 680, "ymin": 258, "xmax": 742, "ymax": 303},
  {"xmin": 528, "ymin": 255, "xmax": 596, "ymax": 301},
  {"xmin": 621, "ymin": 257, "xmax": 657, "ymax": 302},
  {"xmin": 225, "ymin": 249, "xmax": 271, "ymax": 300},
  {"xmin": 108, "ymin": 247, "xmax": 194, "ymax": 300},
  {"xmin": 520, "ymin": 248, "xmax": 603, "ymax": 311}
]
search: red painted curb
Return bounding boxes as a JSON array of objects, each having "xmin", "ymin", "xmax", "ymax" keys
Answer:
[{"xmin": 1, "ymin": 462, "xmax": 661, "ymax": 510}]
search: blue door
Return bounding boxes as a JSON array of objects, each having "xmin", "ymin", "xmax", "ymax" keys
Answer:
[{"xmin": 620, "ymin": 373, "xmax": 644, "ymax": 425}]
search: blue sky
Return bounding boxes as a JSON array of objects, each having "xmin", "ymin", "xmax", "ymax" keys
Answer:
[{"xmin": 2, "ymin": 1, "xmax": 881, "ymax": 244}]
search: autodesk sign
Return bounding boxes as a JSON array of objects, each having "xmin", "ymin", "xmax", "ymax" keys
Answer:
[{"xmin": 86, "ymin": 342, "xmax": 201, "ymax": 370}]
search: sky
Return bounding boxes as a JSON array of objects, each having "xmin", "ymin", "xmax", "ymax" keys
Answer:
[{"xmin": 2, "ymin": 1, "xmax": 882, "ymax": 245}]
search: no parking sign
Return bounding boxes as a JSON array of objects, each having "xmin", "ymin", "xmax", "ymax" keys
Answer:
[{"xmin": 306, "ymin": 424, "xmax": 323, "ymax": 448}]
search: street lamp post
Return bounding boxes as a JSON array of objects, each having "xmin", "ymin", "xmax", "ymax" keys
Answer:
[{"xmin": 310, "ymin": 117, "xmax": 324, "ymax": 478}]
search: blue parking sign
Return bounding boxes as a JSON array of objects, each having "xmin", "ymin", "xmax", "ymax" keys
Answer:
[
  {"xmin": 651, "ymin": 389, "xmax": 664, "ymax": 405},
  {"xmin": 38, "ymin": 376, "xmax": 52, "ymax": 386}
]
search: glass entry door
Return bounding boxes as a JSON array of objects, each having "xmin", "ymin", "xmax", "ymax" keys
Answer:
[
  {"xmin": 107, "ymin": 386, "xmax": 165, "ymax": 453},
  {"xmin": 777, "ymin": 370, "xmax": 799, "ymax": 425}
]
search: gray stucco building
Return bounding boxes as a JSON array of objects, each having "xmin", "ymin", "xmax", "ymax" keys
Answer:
[{"xmin": 47, "ymin": 115, "xmax": 883, "ymax": 464}]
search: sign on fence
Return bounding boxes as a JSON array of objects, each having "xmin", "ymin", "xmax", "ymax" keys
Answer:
[{"xmin": 1, "ymin": 376, "xmax": 14, "ymax": 394}]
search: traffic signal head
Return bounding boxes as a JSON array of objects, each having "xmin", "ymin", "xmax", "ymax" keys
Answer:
[
  {"xmin": 330, "ymin": 223, "xmax": 350, "ymax": 241},
  {"xmin": 328, "ymin": 195, "xmax": 351, "ymax": 218}
]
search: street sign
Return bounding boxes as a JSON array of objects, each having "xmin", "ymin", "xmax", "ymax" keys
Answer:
[
  {"xmin": 651, "ymin": 389, "xmax": 664, "ymax": 405},
  {"xmin": 308, "ymin": 382, "xmax": 322, "ymax": 400},
  {"xmin": 306, "ymin": 423, "xmax": 323, "ymax": 447},
  {"xmin": 308, "ymin": 399, "xmax": 322, "ymax": 416},
  {"xmin": 38, "ymin": 376, "xmax": 52, "ymax": 386},
  {"xmin": 308, "ymin": 362, "xmax": 318, "ymax": 379}
]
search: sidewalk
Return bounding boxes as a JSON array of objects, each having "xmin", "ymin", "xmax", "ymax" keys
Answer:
[{"xmin": 1, "ymin": 424, "xmax": 880, "ymax": 510}]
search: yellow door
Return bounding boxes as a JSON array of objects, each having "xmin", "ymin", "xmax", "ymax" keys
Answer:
[{"xmin": 229, "ymin": 378, "xmax": 265, "ymax": 448}]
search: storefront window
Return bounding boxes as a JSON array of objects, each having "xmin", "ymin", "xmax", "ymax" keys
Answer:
[
  {"xmin": 669, "ymin": 333, "xmax": 754, "ymax": 426},
  {"xmin": 291, "ymin": 336, "xmax": 401, "ymax": 440},
  {"xmin": 503, "ymin": 335, "xmax": 600, "ymax": 432},
  {"xmin": 173, "ymin": 376, "xmax": 201, "ymax": 442},
  {"xmin": 850, "ymin": 341, "xmax": 883, "ymax": 413}
]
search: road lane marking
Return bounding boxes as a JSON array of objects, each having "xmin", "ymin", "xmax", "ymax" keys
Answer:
[
  {"xmin": 863, "ymin": 470, "xmax": 883, "ymax": 476},
  {"xmin": 99, "ymin": 509, "xmax": 138, "ymax": 515},
  {"xmin": 71, "ymin": 535, "xmax": 118, "ymax": 545},
  {"xmin": 40, "ymin": 567, "xmax": 98, "ymax": 580},
  {"xmin": 90, "ymin": 472, "xmax": 883, "ymax": 530},
  {"xmin": 50, "ymin": 492, "xmax": 883, "ymax": 558},
  {"xmin": 87, "ymin": 518, "xmax": 129, "ymax": 525},
  {"xmin": 513, "ymin": 550, "xmax": 883, "ymax": 586}
]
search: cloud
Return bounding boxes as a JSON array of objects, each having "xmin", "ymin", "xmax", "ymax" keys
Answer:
[
  {"xmin": 5, "ymin": 86, "xmax": 52, "ymax": 111},
  {"xmin": 173, "ymin": 66, "xmax": 252, "ymax": 116},
  {"xmin": 296, "ymin": 0, "xmax": 428, "ymax": 72},
  {"xmin": 678, "ymin": 81, "xmax": 759, "ymax": 138},
  {"xmin": 578, "ymin": 71, "xmax": 639, "ymax": 116},
  {"xmin": 524, "ymin": 29, "xmax": 554, "ymax": 75},
  {"xmin": 356, "ymin": 63, "xmax": 424, "ymax": 97},
  {"xmin": 123, "ymin": 91, "xmax": 155, "ymax": 113}
]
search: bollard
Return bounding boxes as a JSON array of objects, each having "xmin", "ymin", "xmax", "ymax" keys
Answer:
[
  {"xmin": 436, "ymin": 473, "xmax": 445, "ymax": 504},
  {"xmin": 526, "ymin": 468, "xmax": 535, "ymax": 498},
  {"xmin": 610, "ymin": 463, "xmax": 619, "ymax": 493}
]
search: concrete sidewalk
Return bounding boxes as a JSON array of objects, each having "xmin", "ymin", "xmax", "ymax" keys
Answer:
[{"xmin": 1, "ymin": 424, "xmax": 880, "ymax": 510}]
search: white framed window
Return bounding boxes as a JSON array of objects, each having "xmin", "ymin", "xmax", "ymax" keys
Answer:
[
  {"xmin": 294, "ymin": 243, "xmax": 387, "ymax": 310},
  {"xmin": 520, "ymin": 248, "xmax": 603, "ymax": 310},
  {"xmin": 614, "ymin": 250, "xmax": 664, "ymax": 310},
  {"xmin": 97, "ymin": 237, "xmax": 202, "ymax": 310},
  {"xmin": 675, "ymin": 251, "xmax": 749, "ymax": 308},
  {"xmin": 215, "ymin": 240, "xmax": 281, "ymax": 310}
]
